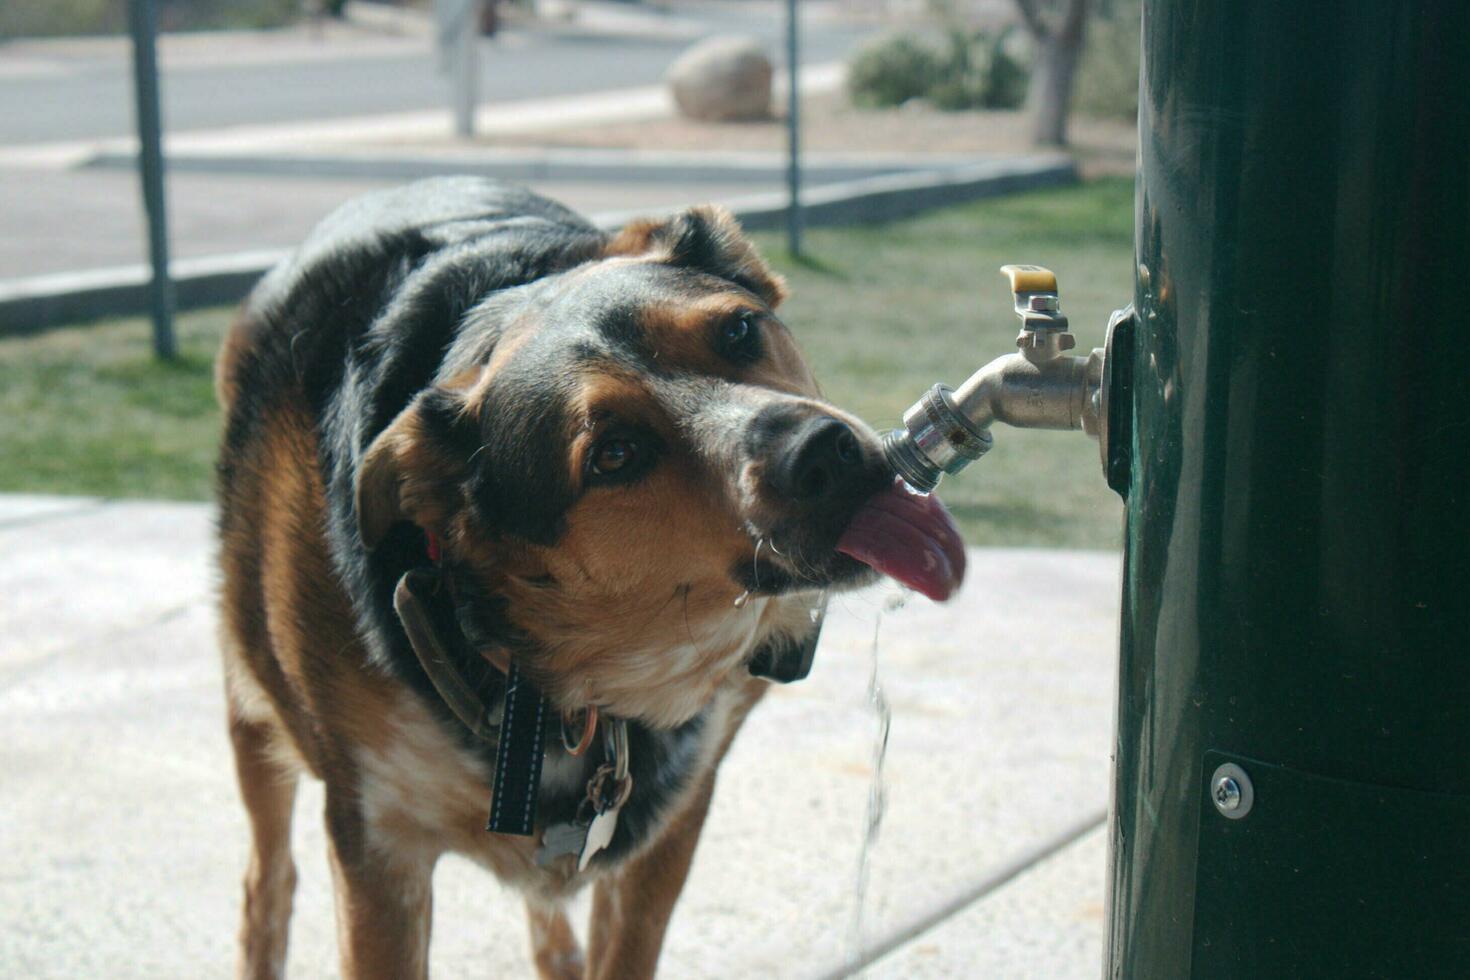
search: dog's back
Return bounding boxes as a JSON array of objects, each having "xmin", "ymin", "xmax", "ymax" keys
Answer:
[
  {"xmin": 215, "ymin": 181, "xmax": 623, "ymax": 978},
  {"xmin": 216, "ymin": 179, "xmax": 610, "ymax": 771}
]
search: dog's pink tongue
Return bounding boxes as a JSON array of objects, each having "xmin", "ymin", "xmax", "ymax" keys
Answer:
[{"xmin": 836, "ymin": 479, "xmax": 967, "ymax": 602}]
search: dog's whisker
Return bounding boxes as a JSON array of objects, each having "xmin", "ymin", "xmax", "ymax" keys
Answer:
[
  {"xmin": 681, "ymin": 585, "xmax": 696, "ymax": 645},
  {"xmin": 636, "ymin": 585, "xmax": 684, "ymax": 632}
]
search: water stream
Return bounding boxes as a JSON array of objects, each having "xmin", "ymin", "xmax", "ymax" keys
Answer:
[{"xmin": 846, "ymin": 591, "xmax": 904, "ymax": 976}]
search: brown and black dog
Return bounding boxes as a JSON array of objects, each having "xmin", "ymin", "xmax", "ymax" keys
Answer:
[{"xmin": 214, "ymin": 178, "xmax": 963, "ymax": 979}]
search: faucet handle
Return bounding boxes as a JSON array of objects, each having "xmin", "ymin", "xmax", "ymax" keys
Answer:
[
  {"xmin": 1000, "ymin": 265, "xmax": 1073, "ymax": 360},
  {"xmin": 1000, "ymin": 263, "xmax": 1058, "ymax": 295},
  {"xmin": 999, "ymin": 264, "xmax": 1066, "ymax": 325}
]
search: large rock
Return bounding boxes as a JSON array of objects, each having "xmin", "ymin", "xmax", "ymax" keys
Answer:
[{"xmin": 666, "ymin": 36, "xmax": 774, "ymax": 122}]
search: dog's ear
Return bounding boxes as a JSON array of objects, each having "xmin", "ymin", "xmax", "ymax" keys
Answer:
[
  {"xmin": 356, "ymin": 388, "xmax": 478, "ymax": 549},
  {"xmin": 606, "ymin": 205, "xmax": 787, "ymax": 308}
]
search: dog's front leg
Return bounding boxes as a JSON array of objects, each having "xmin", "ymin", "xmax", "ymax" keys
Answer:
[
  {"xmin": 324, "ymin": 789, "xmax": 436, "ymax": 980},
  {"xmin": 526, "ymin": 899, "xmax": 585, "ymax": 980},
  {"xmin": 229, "ymin": 713, "xmax": 300, "ymax": 980},
  {"xmin": 585, "ymin": 775, "xmax": 716, "ymax": 980}
]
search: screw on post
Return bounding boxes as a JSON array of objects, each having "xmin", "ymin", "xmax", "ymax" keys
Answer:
[
  {"xmin": 1213, "ymin": 777, "xmax": 1241, "ymax": 810},
  {"xmin": 1209, "ymin": 762, "xmax": 1254, "ymax": 820}
]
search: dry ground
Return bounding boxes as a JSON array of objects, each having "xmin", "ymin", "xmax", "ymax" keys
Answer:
[{"xmin": 435, "ymin": 91, "xmax": 1139, "ymax": 177}]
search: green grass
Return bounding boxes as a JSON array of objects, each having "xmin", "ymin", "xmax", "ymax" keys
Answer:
[
  {"xmin": 0, "ymin": 178, "xmax": 1131, "ymax": 548},
  {"xmin": 0, "ymin": 309, "xmax": 231, "ymax": 500}
]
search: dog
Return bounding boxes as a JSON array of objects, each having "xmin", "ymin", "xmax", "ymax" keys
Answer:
[{"xmin": 214, "ymin": 177, "xmax": 964, "ymax": 979}]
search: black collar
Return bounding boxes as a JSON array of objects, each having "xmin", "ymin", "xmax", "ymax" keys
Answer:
[{"xmin": 393, "ymin": 562, "xmax": 550, "ymax": 836}]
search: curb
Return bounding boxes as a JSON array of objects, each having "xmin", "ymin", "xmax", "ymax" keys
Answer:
[
  {"xmin": 82, "ymin": 148, "xmax": 984, "ymax": 187},
  {"xmin": 716, "ymin": 156, "xmax": 1077, "ymax": 232},
  {"xmin": 0, "ymin": 252, "xmax": 285, "ymax": 338},
  {"xmin": 0, "ymin": 156, "xmax": 1075, "ymax": 336}
]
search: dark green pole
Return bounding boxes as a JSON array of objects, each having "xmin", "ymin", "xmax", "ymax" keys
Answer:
[
  {"xmin": 126, "ymin": 0, "xmax": 176, "ymax": 360},
  {"xmin": 1107, "ymin": 1, "xmax": 1470, "ymax": 975},
  {"xmin": 784, "ymin": 0, "xmax": 802, "ymax": 257}
]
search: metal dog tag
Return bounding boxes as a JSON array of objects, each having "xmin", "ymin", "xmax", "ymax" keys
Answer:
[
  {"xmin": 576, "ymin": 718, "xmax": 632, "ymax": 872},
  {"xmin": 577, "ymin": 806, "xmax": 620, "ymax": 872},
  {"xmin": 535, "ymin": 821, "xmax": 588, "ymax": 867}
]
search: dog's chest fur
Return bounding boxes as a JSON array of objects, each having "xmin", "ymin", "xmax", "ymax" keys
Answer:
[{"xmin": 349, "ymin": 663, "xmax": 765, "ymax": 896}]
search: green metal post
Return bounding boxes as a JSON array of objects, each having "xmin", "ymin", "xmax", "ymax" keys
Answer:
[
  {"xmin": 784, "ymin": 0, "xmax": 803, "ymax": 257},
  {"xmin": 1108, "ymin": 1, "xmax": 1470, "ymax": 976},
  {"xmin": 126, "ymin": 0, "xmax": 175, "ymax": 360}
]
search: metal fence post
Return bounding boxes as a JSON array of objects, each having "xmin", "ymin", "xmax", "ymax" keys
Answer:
[
  {"xmin": 784, "ymin": 0, "xmax": 802, "ymax": 256},
  {"xmin": 437, "ymin": 0, "xmax": 479, "ymax": 138},
  {"xmin": 126, "ymin": 0, "xmax": 175, "ymax": 359}
]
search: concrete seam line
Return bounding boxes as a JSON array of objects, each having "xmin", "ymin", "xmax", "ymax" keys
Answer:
[{"xmin": 811, "ymin": 808, "xmax": 1109, "ymax": 980}]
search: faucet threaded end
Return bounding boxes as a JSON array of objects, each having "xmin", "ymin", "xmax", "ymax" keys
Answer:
[{"xmin": 883, "ymin": 428, "xmax": 942, "ymax": 493}]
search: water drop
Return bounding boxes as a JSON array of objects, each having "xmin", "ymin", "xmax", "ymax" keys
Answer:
[{"xmin": 732, "ymin": 591, "xmax": 750, "ymax": 608}]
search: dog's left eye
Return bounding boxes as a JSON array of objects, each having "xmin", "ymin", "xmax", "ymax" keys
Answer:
[
  {"xmin": 716, "ymin": 312, "xmax": 761, "ymax": 363},
  {"xmin": 593, "ymin": 439, "xmax": 636, "ymax": 474}
]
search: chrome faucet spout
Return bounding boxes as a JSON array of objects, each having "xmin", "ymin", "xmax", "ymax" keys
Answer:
[{"xmin": 882, "ymin": 266, "xmax": 1108, "ymax": 492}]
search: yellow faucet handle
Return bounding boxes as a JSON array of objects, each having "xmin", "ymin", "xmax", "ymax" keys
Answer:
[{"xmin": 1000, "ymin": 264, "xmax": 1058, "ymax": 294}]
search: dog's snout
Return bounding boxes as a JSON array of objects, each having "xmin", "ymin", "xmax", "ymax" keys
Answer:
[{"xmin": 770, "ymin": 415, "xmax": 865, "ymax": 501}]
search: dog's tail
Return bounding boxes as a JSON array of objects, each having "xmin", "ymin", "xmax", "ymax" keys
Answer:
[{"xmin": 214, "ymin": 304, "xmax": 257, "ymax": 411}]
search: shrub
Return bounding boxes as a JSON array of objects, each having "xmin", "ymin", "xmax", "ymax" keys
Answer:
[
  {"xmin": 985, "ymin": 28, "xmax": 1030, "ymax": 110},
  {"xmin": 1074, "ymin": 0, "xmax": 1142, "ymax": 121},
  {"xmin": 847, "ymin": 27, "xmax": 1030, "ymax": 112},
  {"xmin": 925, "ymin": 29, "xmax": 988, "ymax": 110},
  {"xmin": 846, "ymin": 32, "xmax": 944, "ymax": 108}
]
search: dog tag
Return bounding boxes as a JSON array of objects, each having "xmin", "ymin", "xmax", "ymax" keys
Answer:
[
  {"xmin": 577, "ymin": 806, "xmax": 620, "ymax": 872},
  {"xmin": 535, "ymin": 821, "xmax": 588, "ymax": 868}
]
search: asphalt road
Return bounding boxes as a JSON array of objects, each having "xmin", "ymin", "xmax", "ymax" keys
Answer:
[
  {"xmin": 0, "ymin": 18, "xmax": 867, "ymax": 145},
  {"xmin": 0, "ymin": 169, "xmax": 777, "ymax": 277}
]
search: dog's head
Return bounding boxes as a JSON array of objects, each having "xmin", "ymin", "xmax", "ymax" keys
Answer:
[{"xmin": 357, "ymin": 206, "xmax": 959, "ymax": 726}]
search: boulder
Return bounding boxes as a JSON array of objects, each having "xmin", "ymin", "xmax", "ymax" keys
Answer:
[{"xmin": 666, "ymin": 36, "xmax": 773, "ymax": 122}]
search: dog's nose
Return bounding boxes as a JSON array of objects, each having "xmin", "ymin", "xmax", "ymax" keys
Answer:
[{"xmin": 770, "ymin": 415, "xmax": 865, "ymax": 501}]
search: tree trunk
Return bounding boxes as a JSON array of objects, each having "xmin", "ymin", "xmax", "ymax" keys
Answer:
[{"xmin": 1020, "ymin": 0, "xmax": 1090, "ymax": 146}]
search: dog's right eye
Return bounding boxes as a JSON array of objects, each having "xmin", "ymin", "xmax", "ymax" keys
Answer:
[
  {"xmin": 593, "ymin": 438, "xmax": 636, "ymax": 475},
  {"xmin": 715, "ymin": 311, "xmax": 762, "ymax": 364}
]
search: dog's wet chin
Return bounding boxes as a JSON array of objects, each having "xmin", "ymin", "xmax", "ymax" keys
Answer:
[{"xmin": 735, "ymin": 551, "xmax": 880, "ymax": 597}]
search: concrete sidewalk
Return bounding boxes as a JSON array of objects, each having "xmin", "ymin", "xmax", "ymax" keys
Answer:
[{"xmin": 0, "ymin": 495, "xmax": 1117, "ymax": 978}]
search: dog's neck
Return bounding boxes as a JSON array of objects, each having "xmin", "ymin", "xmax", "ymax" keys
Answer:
[
  {"xmin": 349, "ymin": 519, "xmax": 821, "ymax": 873},
  {"xmin": 385, "ymin": 534, "xmax": 729, "ymax": 869}
]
